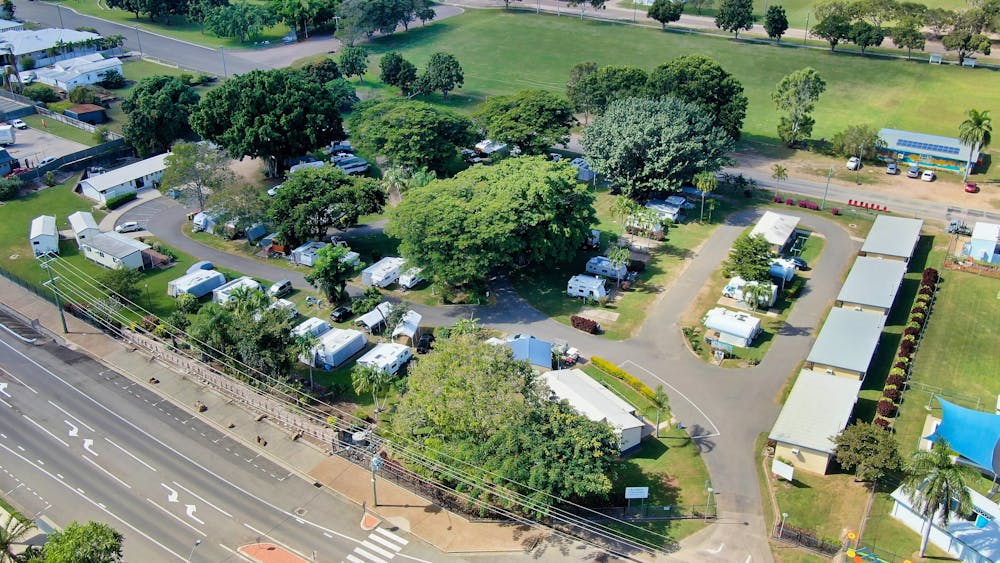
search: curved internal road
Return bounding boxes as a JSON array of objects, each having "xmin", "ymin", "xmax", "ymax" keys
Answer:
[{"xmin": 129, "ymin": 197, "xmax": 858, "ymax": 562}]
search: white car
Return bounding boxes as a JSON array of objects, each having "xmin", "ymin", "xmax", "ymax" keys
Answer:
[
  {"xmin": 115, "ymin": 221, "xmax": 140, "ymax": 233},
  {"xmin": 846, "ymin": 157, "xmax": 861, "ymax": 170},
  {"xmin": 266, "ymin": 183, "xmax": 283, "ymax": 197},
  {"xmin": 921, "ymin": 170, "xmax": 936, "ymax": 182},
  {"xmin": 10, "ymin": 119, "xmax": 27, "ymax": 129}
]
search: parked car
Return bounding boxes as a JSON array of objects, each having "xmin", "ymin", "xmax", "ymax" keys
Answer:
[
  {"xmin": 115, "ymin": 221, "xmax": 140, "ymax": 233},
  {"xmin": 266, "ymin": 183, "xmax": 283, "ymax": 197},
  {"xmin": 10, "ymin": 119, "xmax": 27, "ymax": 130},
  {"xmin": 267, "ymin": 279, "xmax": 292, "ymax": 298},
  {"xmin": 921, "ymin": 170, "xmax": 936, "ymax": 182},
  {"xmin": 789, "ymin": 257, "xmax": 809, "ymax": 271},
  {"xmin": 965, "ymin": 182, "xmax": 980, "ymax": 194},
  {"xmin": 549, "ymin": 152, "xmax": 562, "ymax": 162},
  {"xmin": 906, "ymin": 165, "xmax": 921, "ymax": 178},
  {"xmin": 416, "ymin": 333, "xmax": 435, "ymax": 354},
  {"xmin": 885, "ymin": 163, "xmax": 899, "ymax": 175},
  {"xmin": 38, "ymin": 156, "xmax": 57, "ymax": 167},
  {"xmin": 947, "ymin": 219, "xmax": 973, "ymax": 236},
  {"xmin": 330, "ymin": 306, "xmax": 353, "ymax": 323},
  {"xmin": 846, "ymin": 157, "xmax": 861, "ymax": 170},
  {"xmin": 326, "ymin": 140, "xmax": 353, "ymax": 154}
]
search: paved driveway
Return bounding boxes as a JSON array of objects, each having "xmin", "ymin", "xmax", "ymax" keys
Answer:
[
  {"xmin": 5, "ymin": 126, "xmax": 88, "ymax": 168},
  {"xmin": 133, "ymin": 196, "xmax": 858, "ymax": 562}
]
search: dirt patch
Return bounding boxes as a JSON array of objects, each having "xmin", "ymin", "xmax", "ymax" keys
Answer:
[
  {"xmin": 228, "ymin": 157, "xmax": 266, "ymax": 184},
  {"xmin": 579, "ymin": 307, "xmax": 619, "ymax": 323}
]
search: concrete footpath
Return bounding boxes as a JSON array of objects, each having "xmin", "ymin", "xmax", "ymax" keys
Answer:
[{"xmin": 0, "ymin": 276, "xmax": 545, "ymax": 557}]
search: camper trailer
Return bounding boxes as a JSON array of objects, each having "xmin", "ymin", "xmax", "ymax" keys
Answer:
[
  {"xmin": 303, "ymin": 328, "xmax": 367, "ymax": 369},
  {"xmin": 398, "ymin": 267, "xmax": 424, "ymax": 289},
  {"xmin": 291, "ymin": 317, "xmax": 331, "ymax": 339},
  {"xmin": 290, "ymin": 241, "xmax": 328, "ymax": 267},
  {"xmin": 357, "ymin": 343, "xmax": 413, "ymax": 375},
  {"xmin": 360, "ymin": 257, "xmax": 406, "ymax": 288},
  {"xmin": 585, "ymin": 256, "xmax": 628, "ymax": 280},
  {"xmin": 722, "ymin": 277, "xmax": 779, "ymax": 308},
  {"xmin": 567, "ymin": 275, "xmax": 608, "ymax": 300},
  {"xmin": 167, "ymin": 270, "xmax": 227, "ymax": 298}
]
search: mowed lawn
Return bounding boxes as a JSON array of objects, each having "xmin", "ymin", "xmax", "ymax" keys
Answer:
[{"xmin": 364, "ymin": 11, "xmax": 999, "ymax": 143}]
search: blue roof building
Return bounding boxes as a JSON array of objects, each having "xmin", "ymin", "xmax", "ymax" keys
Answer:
[
  {"xmin": 878, "ymin": 128, "xmax": 981, "ymax": 174},
  {"xmin": 507, "ymin": 336, "xmax": 553, "ymax": 369}
]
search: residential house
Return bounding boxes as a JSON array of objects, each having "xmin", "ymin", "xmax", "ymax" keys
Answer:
[
  {"xmin": 34, "ymin": 53, "xmax": 122, "ymax": 91},
  {"xmin": 76, "ymin": 153, "xmax": 170, "ymax": 205},
  {"xmin": 80, "ymin": 232, "xmax": 149, "ymax": 270},
  {"xmin": 542, "ymin": 368, "xmax": 644, "ymax": 453},
  {"xmin": 0, "ymin": 28, "xmax": 104, "ymax": 70}
]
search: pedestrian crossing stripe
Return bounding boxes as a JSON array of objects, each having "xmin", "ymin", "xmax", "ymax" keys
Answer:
[{"xmin": 342, "ymin": 527, "xmax": 408, "ymax": 563}]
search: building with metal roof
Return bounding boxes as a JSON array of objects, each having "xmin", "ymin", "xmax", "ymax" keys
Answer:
[
  {"xmin": 506, "ymin": 336, "xmax": 553, "ymax": 369},
  {"xmin": 80, "ymin": 232, "xmax": 150, "ymax": 270},
  {"xmin": 768, "ymin": 370, "xmax": 862, "ymax": 474},
  {"xmin": 860, "ymin": 215, "xmax": 923, "ymax": 262},
  {"xmin": 878, "ymin": 128, "xmax": 981, "ymax": 174},
  {"xmin": 76, "ymin": 153, "xmax": 169, "ymax": 205},
  {"xmin": 0, "ymin": 28, "xmax": 103, "ymax": 68},
  {"xmin": 34, "ymin": 53, "xmax": 122, "ymax": 91},
  {"xmin": 749, "ymin": 211, "xmax": 800, "ymax": 253},
  {"xmin": 67, "ymin": 210, "xmax": 99, "ymax": 247},
  {"xmin": 542, "ymin": 368, "xmax": 644, "ymax": 453},
  {"xmin": 29, "ymin": 215, "xmax": 58, "ymax": 256},
  {"xmin": 836, "ymin": 257, "xmax": 907, "ymax": 314},
  {"xmin": 968, "ymin": 222, "xmax": 1000, "ymax": 264},
  {"xmin": 805, "ymin": 308, "xmax": 885, "ymax": 380}
]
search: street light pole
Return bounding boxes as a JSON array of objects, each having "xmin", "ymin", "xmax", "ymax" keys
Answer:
[
  {"xmin": 186, "ymin": 539, "xmax": 202, "ymax": 562},
  {"xmin": 135, "ymin": 27, "xmax": 143, "ymax": 57},
  {"xmin": 370, "ymin": 455, "xmax": 383, "ymax": 507},
  {"xmin": 821, "ymin": 165, "xmax": 833, "ymax": 210},
  {"xmin": 779, "ymin": 512, "xmax": 789, "ymax": 538},
  {"xmin": 705, "ymin": 486, "xmax": 714, "ymax": 521},
  {"xmin": 56, "ymin": 4, "xmax": 65, "ymax": 28}
]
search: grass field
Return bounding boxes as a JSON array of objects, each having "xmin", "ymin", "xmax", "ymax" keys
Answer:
[
  {"xmin": 50, "ymin": 0, "xmax": 290, "ymax": 49},
  {"xmin": 361, "ymin": 10, "xmax": 999, "ymax": 145},
  {"xmin": 20, "ymin": 114, "xmax": 98, "ymax": 147}
]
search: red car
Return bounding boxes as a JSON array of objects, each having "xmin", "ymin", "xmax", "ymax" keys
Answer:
[{"xmin": 965, "ymin": 182, "xmax": 980, "ymax": 194}]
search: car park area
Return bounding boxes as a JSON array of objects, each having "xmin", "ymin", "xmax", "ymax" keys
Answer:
[{"xmin": 4, "ymin": 123, "xmax": 89, "ymax": 169}]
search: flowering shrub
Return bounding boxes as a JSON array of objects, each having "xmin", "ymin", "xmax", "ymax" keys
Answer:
[{"xmin": 571, "ymin": 315, "xmax": 599, "ymax": 334}]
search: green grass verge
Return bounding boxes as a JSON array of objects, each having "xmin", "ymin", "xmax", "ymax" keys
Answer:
[
  {"xmin": 357, "ymin": 10, "xmax": 1000, "ymax": 146},
  {"xmin": 20, "ymin": 114, "xmax": 99, "ymax": 147},
  {"xmin": 50, "ymin": 0, "xmax": 290, "ymax": 49}
]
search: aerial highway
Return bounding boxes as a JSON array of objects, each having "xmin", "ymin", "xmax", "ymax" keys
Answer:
[{"xmin": 0, "ymin": 329, "xmax": 441, "ymax": 562}]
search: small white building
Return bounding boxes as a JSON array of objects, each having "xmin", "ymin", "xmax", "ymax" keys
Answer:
[
  {"xmin": 304, "ymin": 328, "xmax": 367, "ymax": 368},
  {"xmin": 355, "ymin": 301, "xmax": 393, "ymax": 333},
  {"xmin": 211, "ymin": 276, "xmax": 261, "ymax": 305},
  {"xmin": 80, "ymin": 232, "xmax": 149, "ymax": 270},
  {"xmin": 67, "ymin": 210, "xmax": 99, "ymax": 247},
  {"xmin": 891, "ymin": 484, "xmax": 1000, "ymax": 563},
  {"xmin": 585, "ymin": 256, "xmax": 627, "ymax": 280},
  {"xmin": 722, "ymin": 277, "xmax": 778, "ymax": 308},
  {"xmin": 645, "ymin": 196, "xmax": 686, "ymax": 223},
  {"xmin": 542, "ymin": 368, "xmax": 644, "ymax": 453},
  {"xmin": 291, "ymin": 317, "xmax": 331, "ymax": 339},
  {"xmin": 702, "ymin": 307, "xmax": 762, "ymax": 348},
  {"xmin": 76, "ymin": 153, "xmax": 170, "ymax": 205},
  {"xmin": 567, "ymin": 274, "xmax": 607, "ymax": 300},
  {"xmin": 357, "ymin": 342, "xmax": 412, "ymax": 375},
  {"xmin": 290, "ymin": 241, "xmax": 328, "ymax": 266},
  {"xmin": 29, "ymin": 215, "xmax": 58, "ymax": 256},
  {"xmin": 361, "ymin": 257, "xmax": 406, "ymax": 287},
  {"xmin": 390, "ymin": 310, "xmax": 421, "ymax": 344},
  {"xmin": 750, "ymin": 211, "xmax": 800, "ymax": 253},
  {"xmin": 34, "ymin": 53, "xmax": 123, "ymax": 91}
]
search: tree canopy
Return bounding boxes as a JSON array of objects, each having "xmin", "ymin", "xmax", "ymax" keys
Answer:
[
  {"xmin": 724, "ymin": 233, "xmax": 773, "ymax": 282},
  {"xmin": 420, "ymin": 52, "xmax": 464, "ymax": 98},
  {"xmin": 41, "ymin": 521, "xmax": 123, "ymax": 563},
  {"xmin": 121, "ymin": 75, "xmax": 200, "ymax": 157},
  {"xmin": 339, "ymin": 46, "xmax": 369, "ymax": 80},
  {"xmin": 763, "ymin": 5, "xmax": 789, "ymax": 40},
  {"xmin": 581, "ymin": 96, "xmax": 733, "ymax": 199},
  {"xmin": 347, "ymin": 99, "xmax": 474, "ymax": 173},
  {"xmin": 472, "ymin": 90, "xmax": 575, "ymax": 154},
  {"xmin": 833, "ymin": 421, "xmax": 902, "ymax": 482},
  {"xmin": 162, "ymin": 140, "xmax": 235, "ymax": 210},
  {"xmin": 648, "ymin": 0, "xmax": 683, "ymax": 28},
  {"xmin": 380, "ymin": 51, "xmax": 418, "ymax": 95},
  {"xmin": 646, "ymin": 54, "xmax": 748, "ymax": 141},
  {"xmin": 387, "ymin": 157, "xmax": 596, "ymax": 287},
  {"xmin": 565, "ymin": 61, "xmax": 599, "ymax": 119},
  {"xmin": 570, "ymin": 65, "xmax": 648, "ymax": 116},
  {"xmin": 305, "ymin": 244, "xmax": 355, "ymax": 303},
  {"xmin": 891, "ymin": 18, "xmax": 926, "ymax": 59},
  {"xmin": 847, "ymin": 20, "xmax": 886, "ymax": 53},
  {"xmin": 830, "ymin": 123, "xmax": 885, "ymax": 159},
  {"xmin": 190, "ymin": 68, "xmax": 344, "ymax": 177},
  {"xmin": 715, "ymin": 0, "xmax": 754, "ymax": 37},
  {"xmin": 772, "ymin": 67, "xmax": 826, "ymax": 147},
  {"xmin": 942, "ymin": 29, "xmax": 992, "ymax": 65},
  {"xmin": 812, "ymin": 13, "xmax": 853, "ymax": 50},
  {"xmin": 266, "ymin": 164, "xmax": 384, "ymax": 248}
]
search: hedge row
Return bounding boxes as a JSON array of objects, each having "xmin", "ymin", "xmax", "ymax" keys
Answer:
[
  {"xmin": 874, "ymin": 268, "xmax": 939, "ymax": 430},
  {"xmin": 591, "ymin": 356, "xmax": 658, "ymax": 402},
  {"xmin": 105, "ymin": 192, "xmax": 137, "ymax": 210},
  {"xmin": 571, "ymin": 315, "xmax": 599, "ymax": 334}
]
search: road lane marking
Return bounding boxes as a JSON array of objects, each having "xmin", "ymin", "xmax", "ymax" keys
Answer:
[
  {"xmin": 82, "ymin": 438, "xmax": 98, "ymax": 456},
  {"xmin": 185, "ymin": 504, "xmax": 204, "ymax": 525},
  {"xmin": 0, "ymin": 442, "xmax": 187, "ymax": 560},
  {"xmin": 146, "ymin": 498, "xmax": 206, "ymax": 537},
  {"xmin": 323, "ymin": 532, "xmax": 333, "ymax": 538},
  {"xmin": 368, "ymin": 534, "xmax": 401, "ymax": 552},
  {"xmin": 104, "ymin": 438, "xmax": 157, "ymax": 472},
  {"xmin": 48, "ymin": 400, "xmax": 95, "ymax": 431},
  {"xmin": 374, "ymin": 528, "xmax": 408, "ymax": 545},
  {"xmin": 81, "ymin": 456, "xmax": 132, "ymax": 489},
  {"xmin": 218, "ymin": 544, "xmax": 255, "ymax": 562},
  {"xmin": 162, "ymin": 483, "xmax": 179, "ymax": 503},
  {"xmin": 0, "ymin": 368, "xmax": 37, "ymax": 394},
  {"xmin": 620, "ymin": 360, "xmax": 721, "ymax": 437},
  {"xmin": 707, "ymin": 542, "xmax": 725, "ymax": 554},
  {"xmin": 0, "ymin": 382, "xmax": 10, "ymax": 396},
  {"xmin": 352, "ymin": 547, "xmax": 387, "ymax": 563},
  {"xmin": 22, "ymin": 415, "xmax": 70, "ymax": 447},
  {"xmin": 172, "ymin": 481, "xmax": 233, "ymax": 518},
  {"xmin": 0, "ymin": 398, "xmax": 11, "ymax": 408},
  {"xmin": 346, "ymin": 555, "xmax": 367, "ymax": 563},
  {"xmin": 64, "ymin": 421, "xmax": 78, "ymax": 437}
]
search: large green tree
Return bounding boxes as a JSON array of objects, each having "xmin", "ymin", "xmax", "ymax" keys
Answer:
[
  {"xmin": 715, "ymin": 0, "xmax": 754, "ymax": 38},
  {"xmin": 646, "ymin": 54, "xmax": 748, "ymax": 141},
  {"xmin": 772, "ymin": 67, "xmax": 827, "ymax": 147},
  {"xmin": 418, "ymin": 52, "xmax": 464, "ymax": 98},
  {"xmin": 305, "ymin": 244, "xmax": 355, "ymax": 303},
  {"xmin": 203, "ymin": 2, "xmax": 277, "ymax": 42},
  {"xmin": 581, "ymin": 97, "xmax": 733, "ymax": 199},
  {"xmin": 388, "ymin": 157, "xmax": 596, "ymax": 287},
  {"xmin": 99, "ymin": 267, "xmax": 143, "ymax": 305},
  {"xmin": 41, "ymin": 521, "xmax": 123, "ymax": 563},
  {"xmin": 648, "ymin": 0, "xmax": 683, "ymax": 28},
  {"xmin": 162, "ymin": 140, "xmax": 235, "ymax": 209},
  {"xmin": 958, "ymin": 108, "xmax": 992, "ymax": 180},
  {"xmin": 571, "ymin": 65, "xmax": 648, "ymax": 116},
  {"xmin": 830, "ymin": 123, "xmax": 885, "ymax": 159},
  {"xmin": 724, "ymin": 233, "xmax": 773, "ymax": 282},
  {"xmin": 190, "ymin": 68, "xmax": 344, "ymax": 177},
  {"xmin": 187, "ymin": 295, "xmax": 294, "ymax": 379},
  {"xmin": 891, "ymin": 18, "xmax": 927, "ymax": 59},
  {"xmin": 121, "ymin": 75, "xmax": 200, "ymax": 157},
  {"xmin": 565, "ymin": 61, "xmax": 599, "ymax": 121},
  {"xmin": 942, "ymin": 29, "xmax": 992, "ymax": 66},
  {"xmin": 472, "ymin": 90, "xmax": 575, "ymax": 155},
  {"xmin": 763, "ymin": 5, "xmax": 789, "ymax": 40},
  {"xmin": 847, "ymin": 20, "xmax": 886, "ymax": 53},
  {"xmin": 266, "ymin": 164, "xmax": 384, "ymax": 248},
  {"xmin": 339, "ymin": 46, "xmax": 369, "ymax": 80},
  {"xmin": 833, "ymin": 421, "xmax": 903, "ymax": 482},
  {"xmin": 902, "ymin": 439, "xmax": 979, "ymax": 557},
  {"xmin": 347, "ymin": 99, "xmax": 474, "ymax": 173},
  {"xmin": 379, "ymin": 51, "xmax": 418, "ymax": 95}
]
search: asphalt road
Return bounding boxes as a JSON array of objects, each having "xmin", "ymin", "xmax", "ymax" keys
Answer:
[{"xmin": 0, "ymin": 330, "xmax": 447, "ymax": 563}]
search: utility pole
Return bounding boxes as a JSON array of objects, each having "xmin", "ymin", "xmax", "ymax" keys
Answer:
[
  {"xmin": 821, "ymin": 165, "xmax": 833, "ymax": 210},
  {"xmin": 803, "ymin": 14, "xmax": 809, "ymax": 45},
  {"xmin": 41, "ymin": 255, "xmax": 68, "ymax": 334},
  {"xmin": 370, "ymin": 455, "xmax": 383, "ymax": 507}
]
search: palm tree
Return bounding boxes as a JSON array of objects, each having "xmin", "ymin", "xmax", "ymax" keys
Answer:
[
  {"xmin": 380, "ymin": 166, "xmax": 409, "ymax": 204},
  {"xmin": 610, "ymin": 196, "xmax": 640, "ymax": 235},
  {"xmin": 1, "ymin": 514, "xmax": 33, "ymax": 563},
  {"xmin": 351, "ymin": 365, "xmax": 395, "ymax": 419},
  {"xmin": 694, "ymin": 171, "xmax": 719, "ymax": 223},
  {"xmin": 901, "ymin": 438, "xmax": 979, "ymax": 557},
  {"xmin": 292, "ymin": 332, "xmax": 318, "ymax": 389},
  {"xmin": 651, "ymin": 385, "xmax": 669, "ymax": 438},
  {"xmin": 743, "ymin": 282, "xmax": 773, "ymax": 311},
  {"xmin": 959, "ymin": 109, "xmax": 992, "ymax": 181},
  {"xmin": 607, "ymin": 243, "xmax": 631, "ymax": 289},
  {"xmin": 771, "ymin": 164, "xmax": 788, "ymax": 200}
]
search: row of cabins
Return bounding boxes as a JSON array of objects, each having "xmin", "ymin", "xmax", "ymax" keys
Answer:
[{"xmin": 769, "ymin": 215, "xmax": 923, "ymax": 475}]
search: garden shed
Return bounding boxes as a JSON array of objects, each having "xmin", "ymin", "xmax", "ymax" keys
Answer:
[
  {"xmin": 29, "ymin": 215, "xmax": 58, "ymax": 256},
  {"xmin": 64, "ymin": 104, "xmax": 107, "ymax": 125}
]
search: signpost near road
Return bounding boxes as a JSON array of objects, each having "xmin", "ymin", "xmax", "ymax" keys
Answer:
[{"xmin": 625, "ymin": 486, "xmax": 649, "ymax": 518}]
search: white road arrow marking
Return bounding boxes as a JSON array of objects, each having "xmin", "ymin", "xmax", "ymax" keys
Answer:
[
  {"xmin": 185, "ymin": 504, "xmax": 204, "ymax": 525},
  {"xmin": 161, "ymin": 483, "xmax": 178, "ymax": 503},
  {"xmin": 0, "ymin": 382, "xmax": 10, "ymax": 397},
  {"xmin": 65, "ymin": 421, "xmax": 78, "ymax": 437},
  {"xmin": 82, "ymin": 439, "xmax": 98, "ymax": 456}
]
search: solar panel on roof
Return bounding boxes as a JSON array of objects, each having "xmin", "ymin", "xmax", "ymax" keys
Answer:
[{"xmin": 897, "ymin": 138, "xmax": 960, "ymax": 155}]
